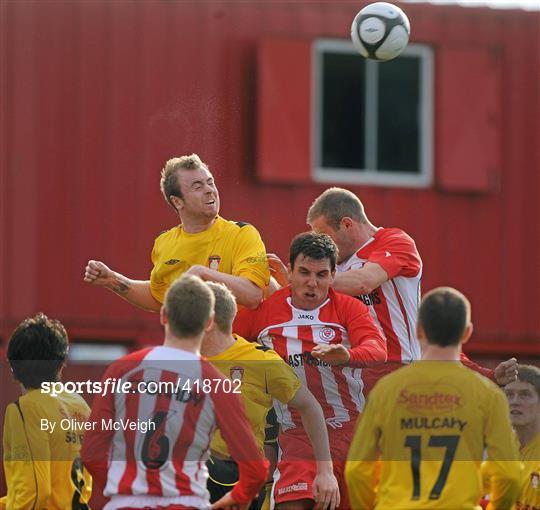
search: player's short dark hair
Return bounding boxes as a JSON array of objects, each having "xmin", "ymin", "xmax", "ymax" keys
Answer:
[
  {"xmin": 7, "ymin": 313, "xmax": 69, "ymax": 389},
  {"xmin": 418, "ymin": 287, "xmax": 471, "ymax": 347},
  {"xmin": 160, "ymin": 153, "xmax": 210, "ymax": 209},
  {"xmin": 164, "ymin": 274, "xmax": 215, "ymax": 339},
  {"xmin": 289, "ymin": 232, "xmax": 337, "ymax": 272},
  {"xmin": 516, "ymin": 364, "xmax": 540, "ymax": 399},
  {"xmin": 307, "ymin": 187, "xmax": 368, "ymax": 229}
]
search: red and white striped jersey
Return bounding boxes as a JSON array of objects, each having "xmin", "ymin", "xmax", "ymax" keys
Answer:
[
  {"xmin": 338, "ymin": 227, "xmax": 422, "ymax": 363},
  {"xmin": 234, "ymin": 287, "xmax": 386, "ymax": 430},
  {"xmin": 81, "ymin": 345, "xmax": 267, "ymax": 510}
]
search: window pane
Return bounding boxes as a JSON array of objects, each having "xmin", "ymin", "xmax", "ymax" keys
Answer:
[
  {"xmin": 377, "ymin": 56, "xmax": 420, "ymax": 173},
  {"xmin": 322, "ymin": 52, "xmax": 365, "ymax": 169}
]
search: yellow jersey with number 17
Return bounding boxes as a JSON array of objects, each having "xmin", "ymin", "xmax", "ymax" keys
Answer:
[
  {"xmin": 1, "ymin": 388, "xmax": 92, "ymax": 510},
  {"xmin": 345, "ymin": 361, "xmax": 521, "ymax": 510},
  {"xmin": 149, "ymin": 216, "xmax": 270, "ymax": 304}
]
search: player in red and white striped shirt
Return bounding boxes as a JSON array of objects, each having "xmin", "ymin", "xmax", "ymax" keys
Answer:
[
  {"xmin": 305, "ymin": 187, "xmax": 518, "ymax": 391},
  {"xmin": 82, "ymin": 275, "xmax": 268, "ymax": 510},
  {"xmin": 234, "ymin": 232, "xmax": 386, "ymax": 510}
]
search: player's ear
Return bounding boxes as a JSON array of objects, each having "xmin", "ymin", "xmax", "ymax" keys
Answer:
[
  {"xmin": 416, "ymin": 322, "xmax": 427, "ymax": 349},
  {"xmin": 204, "ymin": 313, "xmax": 215, "ymax": 333},
  {"xmin": 461, "ymin": 322, "xmax": 474, "ymax": 345},
  {"xmin": 287, "ymin": 263, "xmax": 292, "ymax": 282},
  {"xmin": 170, "ymin": 195, "xmax": 183, "ymax": 212},
  {"xmin": 160, "ymin": 306, "xmax": 167, "ymax": 326},
  {"xmin": 341, "ymin": 217, "xmax": 354, "ymax": 230}
]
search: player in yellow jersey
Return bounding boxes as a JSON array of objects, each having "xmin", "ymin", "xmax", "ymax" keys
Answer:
[
  {"xmin": 504, "ymin": 365, "xmax": 540, "ymax": 510},
  {"xmin": 84, "ymin": 153, "xmax": 270, "ymax": 310},
  {"xmin": 0, "ymin": 313, "xmax": 92, "ymax": 510},
  {"xmin": 202, "ymin": 282, "xmax": 340, "ymax": 510},
  {"xmin": 345, "ymin": 286, "xmax": 521, "ymax": 510}
]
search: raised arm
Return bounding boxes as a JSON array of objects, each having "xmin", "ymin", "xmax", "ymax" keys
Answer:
[
  {"xmin": 332, "ymin": 262, "xmax": 389, "ymax": 296},
  {"xmin": 184, "ymin": 265, "xmax": 263, "ymax": 309},
  {"xmin": 84, "ymin": 260, "xmax": 162, "ymax": 312}
]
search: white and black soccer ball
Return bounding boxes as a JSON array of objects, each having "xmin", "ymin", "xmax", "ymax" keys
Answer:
[{"xmin": 351, "ymin": 2, "xmax": 411, "ymax": 62}]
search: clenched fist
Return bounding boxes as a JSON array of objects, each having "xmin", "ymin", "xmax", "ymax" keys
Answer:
[{"xmin": 84, "ymin": 260, "xmax": 115, "ymax": 287}]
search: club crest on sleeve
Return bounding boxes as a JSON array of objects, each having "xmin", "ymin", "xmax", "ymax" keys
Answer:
[
  {"xmin": 531, "ymin": 471, "xmax": 539, "ymax": 490},
  {"xmin": 208, "ymin": 255, "xmax": 221, "ymax": 270},
  {"xmin": 230, "ymin": 366, "xmax": 244, "ymax": 381}
]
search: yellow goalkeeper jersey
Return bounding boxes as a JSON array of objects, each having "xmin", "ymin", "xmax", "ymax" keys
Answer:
[
  {"xmin": 516, "ymin": 433, "xmax": 540, "ymax": 510},
  {"xmin": 208, "ymin": 334, "xmax": 301, "ymax": 457},
  {"xmin": 149, "ymin": 216, "xmax": 270, "ymax": 303},
  {"xmin": 1, "ymin": 388, "xmax": 92, "ymax": 510},
  {"xmin": 345, "ymin": 361, "xmax": 521, "ymax": 510}
]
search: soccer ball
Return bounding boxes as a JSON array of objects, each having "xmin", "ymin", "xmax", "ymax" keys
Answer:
[{"xmin": 351, "ymin": 2, "xmax": 411, "ymax": 62}]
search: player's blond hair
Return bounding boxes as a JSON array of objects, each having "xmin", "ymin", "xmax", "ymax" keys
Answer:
[
  {"xmin": 164, "ymin": 275, "xmax": 215, "ymax": 339},
  {"xmin": 206, "ymin": 282, "xmax": 237, "ymax": 334},
  {"xmin": 307, "ymin": 187, "xmax": 368, "ymax": 229},
  {"xmin": 516, "ymin": 364, "xmax": 540, "ymax": 398},
  {"xmin": 160, "ymin": 153, "xmax": 210, "ymax": 209}
]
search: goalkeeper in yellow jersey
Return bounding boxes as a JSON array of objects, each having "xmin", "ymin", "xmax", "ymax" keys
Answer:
[
  {"xmin": 0, "ymin": 314, "xmax": 92, "ymax": 510},
  {"xmin": 345, "ymin": 286, "xmax": 521, "ymax": 510}
]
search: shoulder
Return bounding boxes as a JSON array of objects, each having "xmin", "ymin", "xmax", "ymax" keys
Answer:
[
  {"xmin": 105, "ymin": 347, "xmax": 154, "ymax": 377},
  {"xmin": 118, "ymin": 347, "xmax": 154, "ymax": 363},
  {"xmin": 219, "ymin": 217, "xmax": 263, "ymax": 239},
  {"xmin": 262, "ymin": 287, "xmax": 291, "ymax": 310},
  {"xmin": 374, "ymin": 227, "xmax": 417, "ymax": 247},
  {"xmin": 328, "ymin": 288, "xmax": 368, "ymax": 313},
  {"xmin": 154, "ymin": 225, "xmax": 179, "ymax": 243},
  {"xmin": 219, "ymin": 216, "xmax": 253, "ymax": 231}
]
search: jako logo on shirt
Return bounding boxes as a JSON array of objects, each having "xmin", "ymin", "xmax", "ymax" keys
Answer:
[{"xmin": 297, "ymin": 314, "xmax": 314, "ymax": 320}]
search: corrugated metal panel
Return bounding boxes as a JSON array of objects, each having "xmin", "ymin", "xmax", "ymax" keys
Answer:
[{"xmin": 1, "ymin": 0, "xmax": 539, "ymax": 350}]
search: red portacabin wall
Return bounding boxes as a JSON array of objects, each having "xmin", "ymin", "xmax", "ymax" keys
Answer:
[
  {"xmin": 1, "ymin": 0, "xmax": 540, "ymax": 502},
  {"xmin": 1, "ymin": 0, "xmax": 538, "ymax": 353}
]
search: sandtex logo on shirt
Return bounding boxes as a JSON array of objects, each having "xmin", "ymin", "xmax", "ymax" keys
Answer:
[{"xmin": 278, "ymin": 482, "xmax": 308, "ymax": 495}]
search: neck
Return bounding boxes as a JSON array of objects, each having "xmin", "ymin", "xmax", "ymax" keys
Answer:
[
  {"xmin": 339, "ymin": 222, "xmax": 379, "ymax": 263},
  {"xmin": 514, "ymin": 421, "xmax": 540, "ymax": 449},
  {"xmin": 200, "ymin": 330, "xmax": 236, "ymax": 357},
  {"xmin": 180, "ymin": 214, "xmax": 217, "ymax": 234},
  {"xmin": 163, "ymin": 332, "xmax": 201, "ymax": 355},
  {"xmin": 421, "ymin": 344, "xmax": 461, "ymax": 361}
]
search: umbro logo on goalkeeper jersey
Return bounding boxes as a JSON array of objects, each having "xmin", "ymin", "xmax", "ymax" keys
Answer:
[{"xmin": 165, "ymin": 259, "xmax": 180, "ymax": 265}]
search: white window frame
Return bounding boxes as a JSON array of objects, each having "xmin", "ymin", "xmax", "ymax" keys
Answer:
[{"xmin": 312, "ymin": 39, "xmax": 434, "ymax": 188}]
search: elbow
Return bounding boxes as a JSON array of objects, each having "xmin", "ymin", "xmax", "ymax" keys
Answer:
[{"xmin": 243, "ymin": 288, "xmax": 263, "ymax": 310}]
